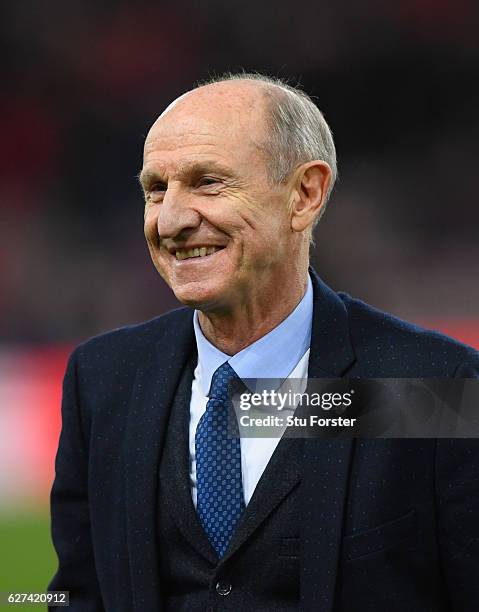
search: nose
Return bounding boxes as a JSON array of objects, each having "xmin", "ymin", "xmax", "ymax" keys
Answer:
[{"xmin": 157, "ymin": 185, "xmax": 201, "ymax": 240}]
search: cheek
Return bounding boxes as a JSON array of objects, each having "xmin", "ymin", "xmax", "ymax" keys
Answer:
[{"xmin": 144, "ymin": 206, "xmax": 159, "ymax": 243}]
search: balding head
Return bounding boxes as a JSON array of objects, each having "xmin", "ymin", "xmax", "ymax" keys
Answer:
[
  {"xmin": 151, "ymin": 74, "xmax": 337, "ymax": 213},
  {"xmin": 146, "ymin": 79, "xmax": 271, "ymax": 168},
  {"xmin": 158, "ymin": 78, "xmax": 269, "ymax": 123},
  {"xmin": 148, "ymin": 75, "xmax": 337, "ymax": 211}
]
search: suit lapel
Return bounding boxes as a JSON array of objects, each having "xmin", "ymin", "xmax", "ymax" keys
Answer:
[
  {"xmin": 124, "ymin": 309, "xmax": 195, "ymax": 612},
  {"xmin": 300, "ymin": 270, "xmax": 356, "ymax": 612},
  {"xmin": 307, "ymin": 267, "xmax": 356, "ymax": 378},
  {"xmin": 223, "ymin": 437, "xmax": 303, "ymax": 561},
  {"xmin": 160, "ymin": 354, "xmax": 219, "ymax": 565}
]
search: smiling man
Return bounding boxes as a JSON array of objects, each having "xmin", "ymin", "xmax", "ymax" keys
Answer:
[{"xmin": 49, "ymin": 74, "xmax": 479, "ymax": 611}]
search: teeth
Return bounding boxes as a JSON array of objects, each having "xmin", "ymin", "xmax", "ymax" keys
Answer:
[{"xmin": 175, "ymin": 246, "xmax": 221, "ymax": 260}]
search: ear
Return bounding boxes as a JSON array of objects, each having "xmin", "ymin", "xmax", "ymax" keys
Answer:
[{"xmin": 289, "ymin": 161, "xmax": 332, "ymax": 232}]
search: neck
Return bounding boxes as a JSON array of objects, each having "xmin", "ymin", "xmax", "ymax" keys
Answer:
[{"xmin": 198, "ymin": 269, "xmax": 309, "ymax": 355}]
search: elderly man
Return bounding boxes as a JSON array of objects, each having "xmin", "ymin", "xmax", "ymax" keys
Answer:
[{"xmin": 49, "ymin": 74, "xmax": 479, "ymax": 611}]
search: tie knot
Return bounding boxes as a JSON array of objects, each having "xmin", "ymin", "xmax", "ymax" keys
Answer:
[{"xmin": 208, "ymin": 362, "xmax": 238, "ymax": 401}]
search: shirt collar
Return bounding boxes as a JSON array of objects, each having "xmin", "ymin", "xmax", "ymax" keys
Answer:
[{"xmin": 193, "ymin": 274, "xmax": 313, "ymax": 395}]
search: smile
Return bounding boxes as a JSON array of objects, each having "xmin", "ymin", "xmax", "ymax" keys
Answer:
[{"xmin": 175, "ymin": 246, "xmax": 223, "ymax": 261}]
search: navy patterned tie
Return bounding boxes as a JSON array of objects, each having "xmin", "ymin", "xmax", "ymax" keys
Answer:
[{"xmin": 195, "ymin": 362, "xmax": 245, "ymax": 557}]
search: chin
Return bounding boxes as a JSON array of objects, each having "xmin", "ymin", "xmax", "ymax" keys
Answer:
[{"xmin": 171, "ymin": 281, "xmax": 229, "ymax": 311}]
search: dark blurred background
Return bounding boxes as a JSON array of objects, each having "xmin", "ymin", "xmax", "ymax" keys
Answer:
[
  {"xmin": 0, "ymin": 0, "xmax": 478, "ymax": 596},
  {"xmin": 2, "ymin": 0, "xmax": 478, "ymax": 344}
]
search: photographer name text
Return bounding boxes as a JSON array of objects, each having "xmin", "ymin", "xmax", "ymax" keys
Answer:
[{"xmin": 239, "ymin": 414, "xmax": 357, "ymax": 428}]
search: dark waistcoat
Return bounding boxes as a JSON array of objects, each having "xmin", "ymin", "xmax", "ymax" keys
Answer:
[{"xmin": 157, "ymin": 357, "xmax": 304, "ymax": 611}]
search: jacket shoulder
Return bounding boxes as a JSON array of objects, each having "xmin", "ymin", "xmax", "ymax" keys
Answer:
[
  {"xmin": 72, "ymin": 307, "xmax": 193, "ymax": 365},
  {"xmin": 339, "ymin": 293, "xmax": 479, "ymax": 376}
]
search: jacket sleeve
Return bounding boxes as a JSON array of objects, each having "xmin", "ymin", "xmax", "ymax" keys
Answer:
[
  {"xmin": 436, "ymin": 356, "xmax": 479, "ymax": 612},
  {"xmin": 48, "ymin": 350, "xmax": 105, "ymax": 611}
]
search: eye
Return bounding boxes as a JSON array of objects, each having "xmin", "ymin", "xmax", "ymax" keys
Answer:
[
  {"xmin": 150, "ymin": 181, "xmax": 167, "ymax": 192},
  {"xmin": 144, "ymin": 182, "xmax": 167, "ymax": 203},
  {"xmin": 197, "ymin": 176, "xmax": 220, "ymax": 187}
]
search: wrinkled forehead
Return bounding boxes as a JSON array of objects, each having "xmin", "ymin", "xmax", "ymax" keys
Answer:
[{"xmin": 144, "ymin": 82, "xmax": 269, "ymax": 156}]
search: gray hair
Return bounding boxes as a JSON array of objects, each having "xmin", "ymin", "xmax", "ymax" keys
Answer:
[{"xmin": 198, "ymin": 72, "xmax": 337, "ymax": 217}]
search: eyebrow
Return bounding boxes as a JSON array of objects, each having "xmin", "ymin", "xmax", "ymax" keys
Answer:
[
  {"xmin": 138, "ymin": 160, "xmax": 236, "ymax": 189},
  {"xmin": 137, "ymin": 169, "xmax": 165, "ymax": 189}
]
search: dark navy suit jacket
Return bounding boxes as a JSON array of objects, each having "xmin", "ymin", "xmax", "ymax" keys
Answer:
[{"xmin": 49, "ymin": 270, "xmax": 479, "ymax": 611}]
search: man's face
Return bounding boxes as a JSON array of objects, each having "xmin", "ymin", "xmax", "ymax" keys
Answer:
[{"xmin": 141, "ymin": 82, "xmax": 296, "ymax": 312}]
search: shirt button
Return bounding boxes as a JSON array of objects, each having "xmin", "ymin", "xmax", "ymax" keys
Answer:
[{"xmin": 215, "ymin": 581, "xmax": 232, "ymax": 596}]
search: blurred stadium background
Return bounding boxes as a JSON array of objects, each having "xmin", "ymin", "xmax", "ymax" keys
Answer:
[{"xmin": 1, "ymin": 0, "xmax": 478, "ymax": 604}]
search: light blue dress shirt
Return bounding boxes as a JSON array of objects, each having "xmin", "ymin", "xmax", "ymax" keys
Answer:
[{"xmin": 193, "ymin": 274, "xmax": 314, "ymax": 394}]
